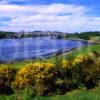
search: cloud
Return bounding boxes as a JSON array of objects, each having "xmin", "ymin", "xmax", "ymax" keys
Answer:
[{"xmin": 0, "ymin": 2, "xmax": 100, "ymax": 32}]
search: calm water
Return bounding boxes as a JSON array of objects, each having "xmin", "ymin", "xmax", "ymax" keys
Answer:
[{"xmin": 0, "ymin": 38, "xmax": 90, "ymax": 62}]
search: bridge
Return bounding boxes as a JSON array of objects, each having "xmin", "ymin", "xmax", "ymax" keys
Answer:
[
  {"xmin": 46, "ymin": 31, "xmax": 61, "ymax": 39},
  {"xmin": 7, "ymin": 31, "xmax": 64, "ymax": 39}
]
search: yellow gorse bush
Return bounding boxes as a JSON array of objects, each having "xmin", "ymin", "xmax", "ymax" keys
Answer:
[
  {"xmin": 72, "ymin": 55, "xmax": 89, "ymax": 66},
  {"xmin": 0, "ymin": 52, "xmax": 100, "ymax": 95},
  {"xmin": 0, "ymin": 64, "xmax": 17, "ymax": 90},
  {"xmin": 71, "ymin": 55, "xmax": 99, "ymax": 85},
  {"xmin": 72, "ymin": 56, "xmax": 84, "ymax": 65},
  {"xmin": 13, "ymin": 62, "xmax": 56, "ymax": 90},
  {"xmin": 61, "ymin": 60, "xmax": 71, "ymax": 69}
]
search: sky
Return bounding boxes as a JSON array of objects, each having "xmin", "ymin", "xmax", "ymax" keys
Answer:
[{"xmin": 0, "ymin": 0, "xmax": 100, "ymax": 32}]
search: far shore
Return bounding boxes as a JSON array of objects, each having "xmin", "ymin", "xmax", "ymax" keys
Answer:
[{"xmin": 67, "ymin": 38, "xmax": 100, "ymax": 44}]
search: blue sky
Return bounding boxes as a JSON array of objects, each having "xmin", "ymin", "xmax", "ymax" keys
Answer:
[
  {"xmin": 7, "ymin": 0, "xmax": 100, "ymax": 5},
  {"xmin": 0, "ymin": 0, "xmax": 100, "ymax": 32}
]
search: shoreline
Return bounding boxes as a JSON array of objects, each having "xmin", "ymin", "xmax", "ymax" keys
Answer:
[
  {"xmin": 0, "ymin": 46, "xmax": 90, "ymax": 64},
  {"xmin": 68, "ymin": 38, "xmax": 100, "ymax": 44},
  {"xmin": 0, "ymin": 48, "xmax": 77, "ymax": 64}
]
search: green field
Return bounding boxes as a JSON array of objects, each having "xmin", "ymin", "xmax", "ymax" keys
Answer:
[{"xmin": 0, "ymin": 85, "xmax": 100, "ymax": 100}]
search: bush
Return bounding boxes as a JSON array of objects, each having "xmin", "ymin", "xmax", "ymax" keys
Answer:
[
  {"xmin": 0, "ymin": 65, "xmax": 17, "ymax": 94},
  {"xmin": 13, "ymin": 62, "xmax": 58, "ymax": 95},
  {"xmin": 10, "ymin": 53, "xmax": 100, "ymax": 95},
  {"xmin": 72, "ymin": 55, "xmax": 100, "ymax": 89},
  {"xmin": 55, "ymin": 60, "xmax": 74, "ymax": 94},
  {"xmin": 60, "ymin": 60, "xmax": 73, "ymax": 85}
]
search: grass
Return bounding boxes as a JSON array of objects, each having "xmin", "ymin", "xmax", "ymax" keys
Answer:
[
  {"xmin": 66, "ymin": 44, "xmax": 100, "ymax": 57},
  {"xmin": 89, "ymin": 36, "xmax": 100, "ymax": 43},
  {"xmin": 0, "ymin": 86, "xmax": 100, "ymax": 100}
]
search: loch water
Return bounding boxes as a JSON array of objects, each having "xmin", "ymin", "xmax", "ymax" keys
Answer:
[{"xmin": 0, "ymin": 38, "xmax": 90, "ymax": 62}]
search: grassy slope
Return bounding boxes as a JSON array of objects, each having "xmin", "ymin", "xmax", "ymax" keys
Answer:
[
  {"xmin": 66, "ymin": 44, "xmax": 100, "ymax": 57},
  {"xmin": 0, "ymin": 85, "xmax": 100, "ymax": 100},
  {"xmin": 89, "ymin": 36, "xmax": 100, "ymax": 43},
  {"xmin": 36, "ymin": 86, "xmax": 100, "ymax": 100},
  {"xmin": 45, "ymin": 44, "xmax": 100, "ymax": 63}
]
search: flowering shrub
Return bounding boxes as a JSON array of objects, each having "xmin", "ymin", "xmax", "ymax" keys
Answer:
[
  {"xmin": 72, "ymin": 55, "xmax": 99, "ymax": 89},
  {"xmin": 54, "ymin": 60, "xmax": 73, "ymax": 93},
  {"xmin": 61, "ymin": 60, "xmax": 72, "ymax": 70},
  {"xmin": 0, "ymin": 65, "xmax": 17, "ymax": 94},
  {"xmin": 94, "ymin": 57, "xmax": 100, "ymax": 79},
  {"xmin": 0, "ymin": 53, "xmax": 100, "ymax": 95},
  {"xmin": 12, "ymin": 62, "xmax": 58, "ymax": 95}
]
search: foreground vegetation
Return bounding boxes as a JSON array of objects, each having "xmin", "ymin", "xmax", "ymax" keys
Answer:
[
  {"xmin": 0, "ymin": 44, "xmax": 100, "ymax": 100},
  {"xmin": 0, "ymin": 86, "xmax": 100, "ymax": 100}
]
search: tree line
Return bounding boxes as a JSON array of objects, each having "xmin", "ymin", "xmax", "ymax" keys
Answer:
[
  {"xmin": 0, "ymin": 31, "xmax": 15, "ymax": 39},
  {"xmin": 0, "ymin": 31, "xmax": 100, "ymax": 40},
  {"xmin": 65, "ymin": 31, "xmax": 100, "ymax": 40}
]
